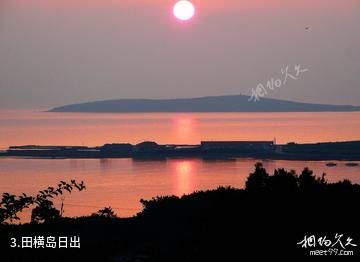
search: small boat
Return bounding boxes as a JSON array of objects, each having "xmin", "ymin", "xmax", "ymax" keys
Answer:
[
  {"xmin": 326, "ymin": 162, "xmax": 337, "ymax": 167},
  {"xmin": 345, "ymin": 163, "xmax": 359, "ymax": 167}
]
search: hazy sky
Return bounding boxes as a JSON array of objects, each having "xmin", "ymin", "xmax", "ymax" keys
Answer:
[{"xmin": 0, "ymin": 0, "xmax": 359, "ymax": 109}]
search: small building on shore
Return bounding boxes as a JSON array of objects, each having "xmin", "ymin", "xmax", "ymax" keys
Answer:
[
  {"xmin": 100, "ymin": 143, "xmax": 133, "ymax": 154},
  {"xmin": 200, "ymin": 141, "xmax": 274, "ymax": 152},
  {"xmin": 135, "ymin": 141, "xmax": 162, "ymax": 153}
]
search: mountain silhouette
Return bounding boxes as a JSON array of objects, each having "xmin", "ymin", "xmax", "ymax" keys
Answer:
[{"xmin": 49, "ymin": 95, "xmax": 360, "ymax": 113}]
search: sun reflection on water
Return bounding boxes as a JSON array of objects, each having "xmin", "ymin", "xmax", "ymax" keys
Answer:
[{"xmin": 173, "ymin": 160, "xmax": 197, "ymax": 195}]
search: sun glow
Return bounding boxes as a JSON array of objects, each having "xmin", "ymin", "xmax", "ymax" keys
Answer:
[
  {"xmin": 173, "ymin": 1, "xmax": 195, "ymax": 21},
  {"xmin": 173, "ymin": 160, "xmax": 196, "ymax": 195}
]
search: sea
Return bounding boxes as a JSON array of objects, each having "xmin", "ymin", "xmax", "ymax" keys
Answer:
[{"xmin": 0, "ymin": 110, "xmax": 359, "ymax": 220}]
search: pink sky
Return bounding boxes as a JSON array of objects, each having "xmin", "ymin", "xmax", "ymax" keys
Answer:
[
  {"xmin": 0, "ymin": 0, "xmax": 359, "ymax": 108},
  {"xmin": 7, "ymin": 0, "xmax": 359, "ymax": 11}
]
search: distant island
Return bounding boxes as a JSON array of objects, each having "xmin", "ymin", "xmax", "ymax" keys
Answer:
[
  {"xmin": 2, "ymin": 140, "xmax": 360, "ymax": 161},
  {"xmin": 49, "ymin": 95, "xmax": 360, "ymax": 113}
]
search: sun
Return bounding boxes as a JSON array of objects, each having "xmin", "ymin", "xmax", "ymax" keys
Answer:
[{"xmin": 173, "ymin": 1, "xmax": 195, "ymax": 21}]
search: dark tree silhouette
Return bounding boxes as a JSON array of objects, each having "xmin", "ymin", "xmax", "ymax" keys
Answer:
[
  {"xmin": 31, "ymin": 199, "xmax": 60, "ymax": 224},
  {"xmin": 298, "ymin": 167, "xmax": 327, "ymax": 192},
  {"xmin": 268, "ymin": 168, "xmax": 298, "ymax": 193},
  {"xmin": 92, "ymin": 207, "xmax": 117, "ymax": 218},
  {"xmin": 0, "ymin": 180, "xmax": 85, "ymax": 224},
  {"xmin": 245, "ymin": 162, "xmax": 269, "ymax": 192},
  {"xmin": 0, "ymin": 193, "xmax": 33, "ymax": 223}
]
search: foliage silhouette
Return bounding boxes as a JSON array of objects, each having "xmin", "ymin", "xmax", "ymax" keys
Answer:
[
  {"xmin": 0, "ymin": 180, "xmax": 85, "ymax": 224},
  {"xmin": 92, "ymin": 206, "xmax": 118, "ymax": 218},
  {"xmin": 268, "ymin": 168, "xmax": 298, "ymax": 193},
  {"xmin": 245, "ymin": 162, "xmax": 330, "ymax": 193},
  {"xmin": 245, "ymin": 162, "xmax": 269, "ymax": 192},
  {"xmin": 1, "ymin": 164, "xmax": 360, "ymax": 261},
  {"xmin": 298, "ymin": 167, "xmax": 327, "ymax": 192},
  {"xmin": 31, "ymin": 199, "xmax": 60, "ymax": 224}
]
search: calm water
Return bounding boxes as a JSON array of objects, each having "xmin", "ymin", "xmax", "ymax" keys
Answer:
[
  {"xmin": 0, "ymin": 110, "xmax": 360, "ymax": 220},
  {"xmin": 1, "ymin": 110, "xmax": 360, "ymax": 149},
  {"xmin": 0, "ymin": 158, "xmax": 359, "ymax": 220}
]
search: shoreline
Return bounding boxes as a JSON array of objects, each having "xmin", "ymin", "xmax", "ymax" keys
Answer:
[
  {"xmin": 1, "ymin": 154, "xmax": 360, "ymax": 162},
  {"xmin": 1, "ymin": 140, "xmax": 360, "ymax": 161}
]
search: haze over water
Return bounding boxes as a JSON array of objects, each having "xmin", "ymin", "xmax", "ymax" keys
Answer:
[{"xmin": 1, "ymin": 110, "xmax": 360, "ymax": 149}]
